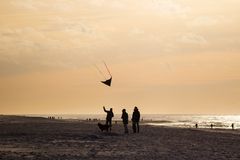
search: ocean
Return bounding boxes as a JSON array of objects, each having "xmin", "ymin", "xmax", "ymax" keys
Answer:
[{"xmin": 26, "ymin": 114, "xmax": 240, "ymax": 129}]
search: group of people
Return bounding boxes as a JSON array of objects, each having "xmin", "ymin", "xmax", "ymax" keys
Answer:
[
  {"xmin": 103, "ymin": 106, "xmax": 140, "ymax": 134},
  {"xmin": 195, "ymin": 123, "xmax": 235, "ymax": 130}
]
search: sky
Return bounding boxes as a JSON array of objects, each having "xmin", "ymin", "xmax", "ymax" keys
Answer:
[{"xmin": 0, "ymin": 0, "xmax": 240, "ymax": 114}]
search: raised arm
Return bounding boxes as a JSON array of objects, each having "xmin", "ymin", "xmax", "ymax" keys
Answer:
[{"xmin": 103, "ymin": 106, "xmax": 107, "ymax": 112}]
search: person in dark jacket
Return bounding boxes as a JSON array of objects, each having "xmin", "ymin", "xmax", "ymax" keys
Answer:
[
  {"xmin": 121, "ymin": 109, "xmax": 128, "ymax": 134},
  {"xmin": 132, "ymin": 106, "xmax": 140, "ymax": 133},
  {"xmin": 103, "ymin": 106, "xmax": 114, "ymax": 131}
]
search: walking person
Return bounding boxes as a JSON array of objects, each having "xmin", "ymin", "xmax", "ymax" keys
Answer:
[
  {"xmin": 132, "ymin": 106, "xmax": 140, "ymax": 133},
  {"xmin": 195, "ymin": 123, "xmax": 198, "ymax": 129},
  {"xmin": 121, "ymin": 109, "xmax": 129, "ymax": 134},
  {"xmin": 103, "ymin": 106, "xmax": 114, "ymax": 131},
  {"xmin": 210, "ymin": 124, "xmax": 213, "ymax": 129}
]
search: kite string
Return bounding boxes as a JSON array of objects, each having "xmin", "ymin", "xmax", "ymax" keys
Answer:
[
  {"xmin": 103, "ymin": 61, "xmax": 112, "ymax": 77},
  {"xmin": 94, "ymin": 64, "xmax": 107, "ymax": 80}
]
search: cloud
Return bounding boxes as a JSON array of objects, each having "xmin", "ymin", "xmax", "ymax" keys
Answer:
[
  {"xmin": 88, "ymin": 0, "xmax": 190, "ymax": 16},
  {"xmin": 188, "ymin": 16, "xmax": 219, "ymax": 27},
  {"xmin": 179, "ymin": 33, "xmax": 207, "ymax": 44},
  {"xmin": 45, "ymin": 17, "xmax": 95, "ymax": 35},
  {"xmin": 11, "ymin": 0, "xmax": 74, "ymax": 12},
  {"xmin": 89, "ymin": 0, "xmax": 126, "ymax": 10},
  {"xmin": 1, "ymin": 0, "xmax": 240, "ymax": 76},
  {"xmin": 0, "ymin": 15, "xmax": 114, "ymax": 75},
  {"xmin": 129, "ymin": 28, "xmax": 145, "ymax": 35},
  {"xmin": 0, "ymin": 27, "xmax": 89, "ymax": 74},
  {"xmin": 144, "ymin": 0, "xmax": 190, "ymax": 16}
]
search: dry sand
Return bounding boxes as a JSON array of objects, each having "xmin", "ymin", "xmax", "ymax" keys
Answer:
[{"xmin": 0, "ymin": 115, "xmax": 240, "ymax": 160}]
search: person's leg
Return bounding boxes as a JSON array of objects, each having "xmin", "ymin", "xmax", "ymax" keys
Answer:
[
  {"xmin": 132, "ymin": 122, "xmax": 136, "ymax": 133},
  {"xmin": 124, "ymin": 124, "xmax": 128, "ymax": 133},
  {"xmin": 137, "ymin": 122, "xmax": 139, "ymax": 133},
  {"xmin": 105, "ymin": 120, "xmax": 109, "ymax": 132},
  {"xmin": 106, "ymin": 118, "xmax": 108, "ymax": 125},
  {"xmin": 109, "ymin": 119, "xmax": 112, "ymax": 131}
]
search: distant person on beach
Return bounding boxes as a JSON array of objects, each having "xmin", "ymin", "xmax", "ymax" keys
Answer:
[
  {"xmin": 103, "ymin": 106, "xmax": 114, "ymax": 131},
  {"xmin": 121, "ymin": 109, "xmax": 129, "ymax": 134},
  {"xmin": 132, "ymin": 106, "xmax": 140, "ymax": 133},
  {"xmin": 195, "ymin": 123, "xmax": 198, "ymax": 129},
  {"xmin": 231, "ymin": 123, "xmax": 234, "ymax": 130},
  {"xmin": 210, "ymin": 124, "xmax": 213, "ymax": 129}
]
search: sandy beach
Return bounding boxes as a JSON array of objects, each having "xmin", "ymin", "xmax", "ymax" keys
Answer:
[{"xmin": 0, "ymin": 115, "xmax": 240, "ymax": 160}]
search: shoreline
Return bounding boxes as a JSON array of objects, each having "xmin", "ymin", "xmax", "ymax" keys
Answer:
[{"xmin": 1, "ymin": 115, "xmax": 238, "ymax": 130}]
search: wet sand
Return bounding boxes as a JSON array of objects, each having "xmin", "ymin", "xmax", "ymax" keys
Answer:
[{"xmin": 0, "ymin": 115, "xmax": 240, "ymax": 160}]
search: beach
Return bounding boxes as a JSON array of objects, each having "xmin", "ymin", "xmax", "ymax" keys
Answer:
[{"xmin": 0, "ymin": 115, "xmax": 240, "ymax": 160}]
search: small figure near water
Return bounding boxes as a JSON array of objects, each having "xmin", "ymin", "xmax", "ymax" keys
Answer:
[
  {"xmin": 132, "ymin": 106, "xmax": 140, "ymax": 133},
  {"xmin": 103, "ymin": 106, "xmax": 114, "ymax": 131},
  {"xmin": 48, "ymin": 116, "xmax": 55, "ymax": 120},
  {"xmin": 121, "ymin": 109, "xmax": 129, "ymax": 134},
  {"xmin": 195, "ymin": 123, "xmax": 198, "ymax": 129},
  {"xmin": 231, "ymin": 123, "xmax": 234, "ymax": 130},
  {"xmin": 210, "ymin": 124, "xmax": 213, "ymax": 129}
]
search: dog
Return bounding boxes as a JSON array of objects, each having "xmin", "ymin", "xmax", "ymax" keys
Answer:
[{"xmin": 98, "ymin": 123, "xmax": 109, "ymax": 132}]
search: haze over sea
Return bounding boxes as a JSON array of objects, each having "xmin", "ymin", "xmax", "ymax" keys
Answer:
[{"xmin": 25, "ymin": 114, "xmax": 240, "ymax": 129}]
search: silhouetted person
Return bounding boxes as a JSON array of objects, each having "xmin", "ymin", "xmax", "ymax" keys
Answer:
[
  {"xmin": 132, "ymin": 106, "xmax": 140, "ymax": 133},
  {"xmin": 195, "ymin": 123, "xmax": 198, "ymax": 129},
  {"xmin": 231, "ymin": 123, "xmax": 234, "ymax": 130},
  {"xmin": 121, "ymin": 109, "xmax": 129, "ymax": 134},
  {"xmin": 210, "ymin": 124, "xmax": 213, "ymax": 129},
  {"xmin": 103, "ymin": 106, "xmax": 114, "ymax": 131}
]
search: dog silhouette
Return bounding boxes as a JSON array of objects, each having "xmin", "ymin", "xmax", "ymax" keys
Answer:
[{"xmin": 98, "ymin": 123, "xmax": 109, "ymax": 132}]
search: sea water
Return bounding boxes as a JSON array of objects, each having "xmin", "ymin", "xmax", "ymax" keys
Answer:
[{"xmin": 27, "ymin": 114, "xmax": 240, "ymax": 129}]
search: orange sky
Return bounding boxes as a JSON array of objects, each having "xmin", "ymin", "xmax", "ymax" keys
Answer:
[{"xmin": 0, "ymin": 0, "xmax": 240, "ymax": 114}]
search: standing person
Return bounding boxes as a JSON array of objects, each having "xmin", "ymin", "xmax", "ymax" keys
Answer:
[
  {"xmin": 103, "ymin": 106, "xmax": 114, "ymax": 131},
  {"xmin": 195, "ymin": 123, "xmax": 198, "ymax": 129},
  {"xmin": 132, "ymin": 106, "xmax": 140, "ymax": 133},
  {"xmin": 231, "ymin": 123, "xmax": 234, "ymax": 130},
  {"xmin": 121, "ymin": 109, "xmax": 129, "ymax": 134}
]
